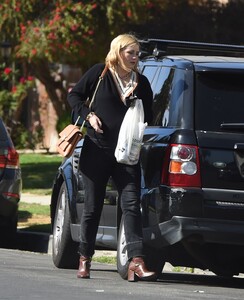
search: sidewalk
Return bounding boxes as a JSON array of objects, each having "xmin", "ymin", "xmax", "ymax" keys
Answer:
[{"xmin": 21, "ymin": 193, "xmax": 51, "ymax": 205}]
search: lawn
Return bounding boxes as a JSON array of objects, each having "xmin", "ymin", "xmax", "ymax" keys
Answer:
[{"xmin": 20, "ymin": 153, "xmax": 62, "ymax": 194}]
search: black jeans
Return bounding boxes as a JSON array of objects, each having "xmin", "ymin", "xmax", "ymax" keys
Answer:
[{"xmin": 78, "ymin": 136, "xmax": 144, "ymax": 260}]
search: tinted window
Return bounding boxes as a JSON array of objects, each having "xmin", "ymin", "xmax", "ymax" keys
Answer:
[
  {"xmin": 195, "ymin": 72, "xmax": 244, "ymax": 131},
  {"xmin": 143, "ymin": 66, "xmax": 189, "ymax": 128}
]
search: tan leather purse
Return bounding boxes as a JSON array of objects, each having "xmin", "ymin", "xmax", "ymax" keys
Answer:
[{"xmin": 56, "ymin": 117, "xmax": 84, "ymax": 157}]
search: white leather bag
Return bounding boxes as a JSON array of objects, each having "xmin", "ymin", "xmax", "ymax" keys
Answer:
[{"xmin": 115, "ymin": 99, "xmax": 147, "ymax": 165}]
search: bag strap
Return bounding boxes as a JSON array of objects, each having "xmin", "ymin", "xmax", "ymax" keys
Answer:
[
  {"xmin": 89, "ymin": 65, "xmax": 108, "ymax": 109},
  {"xmin": 73, "ymin": 66, "xmax": 108, "ymax": 131},
  {"xmin": 74, "ymin": 116, "xmax": 80, "ymax": 126}
]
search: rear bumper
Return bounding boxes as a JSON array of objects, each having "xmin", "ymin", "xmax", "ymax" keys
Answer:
[{"xmin": 143, "ymin": 216, "xmax": 244, "ymax": 248}]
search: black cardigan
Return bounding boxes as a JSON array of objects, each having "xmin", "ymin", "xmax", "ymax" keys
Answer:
[{"xmin": 68, "ymin": 63, "xmax": 153, "ymax": 149}]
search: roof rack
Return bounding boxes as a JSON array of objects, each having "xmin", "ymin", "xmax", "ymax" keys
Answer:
[{"xmin": 139, "ymin": 39, "xmax": 244, "ymax": 58}]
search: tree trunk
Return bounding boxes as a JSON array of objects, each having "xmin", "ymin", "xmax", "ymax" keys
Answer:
[{"xmin": 31, "ymin": 59, "xmax": 69, "ymax": 118}]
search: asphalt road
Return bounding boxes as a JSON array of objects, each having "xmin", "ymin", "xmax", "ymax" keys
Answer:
[{"xmin": 1, "ymin": 248, "xmax": 244, "ymax": 300}]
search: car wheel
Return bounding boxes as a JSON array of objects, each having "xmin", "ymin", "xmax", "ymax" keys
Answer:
[
  {"xmin": 117, "ymin": 216, "xmax": 129, "ymax": 279},
  {"xmin": 52, "ymin": 182, "xmax": 79, "ymax": 269}
]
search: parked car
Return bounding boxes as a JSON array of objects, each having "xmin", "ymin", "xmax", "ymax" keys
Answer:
[
  {"xmin": 0, "ymin": 117, "xmax": 22, "ymax": 246},
  {"xmin": 51, "ymin": 39, "xmax": 244, "ymax": 279}
]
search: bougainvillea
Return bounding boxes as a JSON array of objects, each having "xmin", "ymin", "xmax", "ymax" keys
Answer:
[
  {"xmin": 16, "ymin": 1, "xmax": 98, "ymax": 64},
  {"xmin": 0, "ymin": 65, "xmax": 34, "ymax": 112},
  {"xmin": 0, "ymin": 0, "xmax": 154, "ymax": 65},
  {"xmin": 0, "ymin": 0, "xmax": 155, "ymax": 147}
]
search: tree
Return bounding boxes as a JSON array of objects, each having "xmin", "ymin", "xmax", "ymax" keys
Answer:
[{"xmin": 0, "ymin": 0, "xmax": 153, "ymax": 126}]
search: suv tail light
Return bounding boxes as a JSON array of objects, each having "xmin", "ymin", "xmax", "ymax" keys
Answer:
[
  {"xmin": 161, "ymin": 144, "xmax": 201, "ymax": 187},
  {"xmin": 0, "ymin": 148, "xmax": 20, "ymax": 169}
]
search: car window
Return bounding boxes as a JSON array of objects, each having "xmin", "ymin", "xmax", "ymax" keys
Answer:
[
  {"xmin": 143, "ymin": 66, "xmax": 188, "ymax": 128},
  {"xmin": 140, "ymin": 65, "xmax": 160, "ymax": 86},
  {"xmin": 195, "ymin": 72, "xmax": 244, "ymax": 131}
]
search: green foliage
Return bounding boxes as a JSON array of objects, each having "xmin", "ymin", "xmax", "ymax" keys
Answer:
[
  {"xmin": 0, "ymin": 0, "xmax": 154, "ymax": 142},
  {"xmin": 16, "ymin": 2, "xmax": 97, "ymax": 64},
  {"xmin": 0, "ymin": 0, "xmax": 154, "ymax": 66},
  {"xmin": 56, "ymin": 112, "xmax": 72, "ymax": 133},
  {"xmin": 0, "ymin": 63, "xmax": 36, "ymax": 145},
  {"xmin": 11, "ymin": 122, "xmax": 43, "ymax": 150}
]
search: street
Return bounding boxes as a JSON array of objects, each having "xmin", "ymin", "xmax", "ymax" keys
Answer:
[{"xmin": 1, "ymin": 248, "xmax": 244, "ymax": 300}]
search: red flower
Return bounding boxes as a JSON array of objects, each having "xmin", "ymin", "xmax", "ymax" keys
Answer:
[
  {"xmin": 20, "ymin": 23, "xmax": 26, "ymax": 33},
  {"xmin": 127, "ymin": 9, "xmax": 132, "ymax": 18},
  {"xmin": 4, "ymin": 67, "xmax": 12, "ymax": 75},
  {"xmin": 47, "ymin": 32, "xmax": 57, "ymax": 40},
  {"xmin": 19, "ymin": 77, "xmax": 26, "ymax": 84},
  {"xmin": 27, "ymin": 76, "xmax": 34, "ymax": 81},
  {"xmin": 11, "ymin": 86, "xmax": 17, "ymax": 93},
  {"xmin": 71, "ymin": 25, "xmax": 78, "ymax": 31},
  {"xmin": 146, "ymin": 3, "xmax": 154, "ymax": 8},
  {"xmin": 31, "ymin": 49, "xmax": 37, "ymax": 56}
]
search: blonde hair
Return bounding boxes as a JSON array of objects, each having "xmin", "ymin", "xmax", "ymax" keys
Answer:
[{"xmin": 105, "ymin": 33, "xmax": 140, "ymax": 72}]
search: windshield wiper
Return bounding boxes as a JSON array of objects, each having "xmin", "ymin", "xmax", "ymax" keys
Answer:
[{"xmin": 220, "ymin": 123, "xmax": 244, "ymax": 130}]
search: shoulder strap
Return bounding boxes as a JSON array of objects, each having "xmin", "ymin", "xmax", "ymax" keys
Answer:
[{"xmin": 89, "ymin": 65, "xmax": 108, "ymax": 109}]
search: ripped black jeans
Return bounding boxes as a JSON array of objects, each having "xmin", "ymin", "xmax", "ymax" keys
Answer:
[{"xmin": 78, "ymin": 136, "xmax": 144, "ymax": 260}]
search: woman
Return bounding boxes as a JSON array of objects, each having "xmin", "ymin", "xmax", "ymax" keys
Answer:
[{"xmin": 68, "ymin": 33, "xmax": 155, "ymax": 282}]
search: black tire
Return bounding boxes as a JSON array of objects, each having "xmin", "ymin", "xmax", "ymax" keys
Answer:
[
  {"xmin": 117, "ymin": 216, "xmax": 129, "ymax": 279},
  {"xmin": 52, "ymin": 182, "xmax": 79, "ymax": 269}
]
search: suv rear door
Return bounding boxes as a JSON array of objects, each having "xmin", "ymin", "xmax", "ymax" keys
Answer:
[{"xmin": 194, "ymin": 62, "xmax": 244, "ymax": 220}]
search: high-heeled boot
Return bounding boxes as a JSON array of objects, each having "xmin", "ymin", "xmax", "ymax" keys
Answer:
[
  {"xmin": 127, "ymin": 257, "xmax": 156, "ymax": 282},
  {"xmin": 77, "ymin": 256, "xmax": 91, "ymax": 279}
]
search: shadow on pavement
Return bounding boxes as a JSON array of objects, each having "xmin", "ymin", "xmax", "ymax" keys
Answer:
[
  {"xmin": 10, "ymin": 231, "xmax": 52, "ymax": 254},
  {"xmin": 0, "ymin": 231, "xmax": 50, "ymax": 253}
]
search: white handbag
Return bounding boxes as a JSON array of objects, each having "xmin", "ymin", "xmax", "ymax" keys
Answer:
[{"xmin": 115, "ymin": 99, "xmax": 147, "ymax": 165}]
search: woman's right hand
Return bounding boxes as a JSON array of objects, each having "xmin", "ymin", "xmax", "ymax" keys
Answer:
[{"xmin": 88, "ymin": 113, "xmax": 103, "ymax": 133}]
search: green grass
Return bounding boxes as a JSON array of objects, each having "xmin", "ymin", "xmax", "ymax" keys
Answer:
[
  {"xmin": 93, "ymin": 256, "xmax": 117, "ymax": 265},
  {"xmin": 20, "ymin": 153, "xmax": 62, "ymax": 194},
  {"xmin": 18, "ymin": 202, "xmax": 50, "ymax": 217}
]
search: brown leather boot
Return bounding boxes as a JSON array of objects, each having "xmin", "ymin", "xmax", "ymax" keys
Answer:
[
  {"xmin": 77, "ymin": 256, "xmax": 91, "ymax": 279},
  {"xmin": 128, "ymin": 257, "xmax": 156, "ymax": 282}
]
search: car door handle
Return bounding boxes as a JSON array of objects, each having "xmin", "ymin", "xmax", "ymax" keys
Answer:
[{"xmin": 234, "ymin": 143, "xmax": 244, "ymax": 150}]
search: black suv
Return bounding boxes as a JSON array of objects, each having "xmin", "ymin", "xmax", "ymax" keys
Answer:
[{"xmin": 51, "ymin": 39, "xmax": 244, "ymax": 278}]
